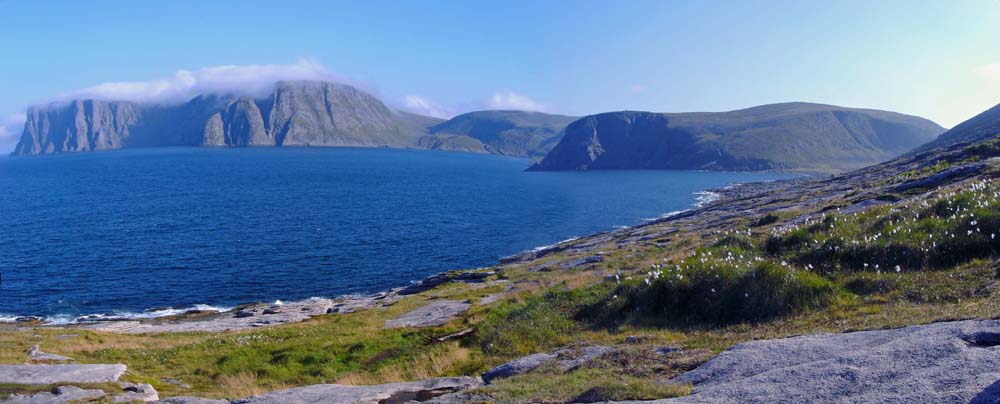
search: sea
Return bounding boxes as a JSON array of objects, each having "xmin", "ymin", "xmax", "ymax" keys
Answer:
[{"xmin": 0, "ymin": 147, "xmax": 793, "ymax": 322}]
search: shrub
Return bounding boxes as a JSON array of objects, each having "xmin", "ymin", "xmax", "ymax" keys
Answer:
[
  {"xmin": 477, "ymin": 288, "xmax": 604, "ymax": 357},
  {"xmin": 592, "ymin": 261, "xmax": 838, "ymax": 326}
]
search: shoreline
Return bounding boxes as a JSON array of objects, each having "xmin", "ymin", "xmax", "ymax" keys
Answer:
[{"xmin": 1, "ymin": 179, "xmax": 786, "ymax": 328}]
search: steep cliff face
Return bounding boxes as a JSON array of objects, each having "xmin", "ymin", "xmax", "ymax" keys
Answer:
[
  {"xmin": 13, "ymin": 100, "xmax": 142, "ymax": 155},
  {"xmin": 267, "ymin": 81, "xmax": 407, "ymax": 147},
  {"xmin": 529, "ymin": 103, "xmax": 945, "ymax": 172},
  {"xmin": 11, "ymin": 81, "xmax": 420, "ymax": 156},
  {"xmin": 217, "ymin": 96, "xmax": 272, "ymax": 146}
]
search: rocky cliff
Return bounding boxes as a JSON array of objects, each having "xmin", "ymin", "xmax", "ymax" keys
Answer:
[
  {"xmin": 12, "ymin": 81, "xmax": 429, "ymax": 156},
  {"xmin": 13, "ymin": 100, "xmax": 142, "ymax": 155},
  {"xmin": 528, "ymin": 103, "xmax": 945, "ymax": 172}
]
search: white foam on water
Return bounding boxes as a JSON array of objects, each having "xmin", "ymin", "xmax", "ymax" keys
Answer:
[
  {"xmin": 531, "ymin": 236, "xmax": 579, "ymax": 252},
  {"xmin": 13, "ymin": 303, "xmax": 237, "ymax": 325},
  {"xmin": 694, "ymin": 190, "xmax": 721, "ymax": 206}
]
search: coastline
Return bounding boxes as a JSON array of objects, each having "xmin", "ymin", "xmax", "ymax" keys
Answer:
[{"xmin": 0, "ymin": 179, "xmax": 768, "ymax": 328}]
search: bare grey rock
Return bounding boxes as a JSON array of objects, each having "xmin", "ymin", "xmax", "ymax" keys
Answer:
[
  {"xmin": 114, "ymin": 383, "xmax": 159, "ymax": 402},
  {"xmin": 557, "ymin": 346, "xmax": 615, "ymax": 371},
  {"xmin": 160, "ymin": 378, "xmax": 191, "ymax": 389},
  {"xmin": 384, "ymin": 300, "xmax": 470, "ymax": 329},
  {"xmin": 607, "ymin": 320, "xmax": 1000, "ymax": 404},
  {"xmin": 26, "ymin": 345, "xmax": 72, "ymax": 362},
  {"xmin": 481, "ymin": 352, "xmax": 558, "ymax": 384},
  {"xmin": 0, "ymin": 364, "xmax": 126, "ymax": 384},
  {"xmin": 562, "ymin": 255, "xmax": 604, "ymax": 269},
  {"xmin": 478, "ymin": 293, "xmax": 504, "ymax": 305},
  {"xmin": 151, "ymin": 397, "xmax": 228, "ymax": 404},
  {"xmin": 398, "ymin": 270, "xmax": 497, "ymax": 295},
  {"xmin": 230, "ymin": 376, "xmax": 481, "ymax": 404},
  {"xmin": 4, "ymin": 385, "xmax": 106, "ymax": 404},
  {"xmin": 893, "ymin": 162, "xmax": 985, "ymax": 192},
  {"xmin": 84, "ymin": 293, "xmax": 400, "ymax": 333},
  {"xmin": 482, "ymin": 346, "xmax": 615, "ymax": 384}
]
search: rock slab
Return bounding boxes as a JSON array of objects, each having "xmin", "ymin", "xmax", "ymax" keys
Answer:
[
  {"xmin": 231, "ymin": 376, "xmax": 482, "ymax": 404},
  {"xmin": 151, "ymin": 398, "xmax": 228, "ymax": 404},
  {"xmin": 5, "ymin": 385, "xmax": 106, "ymax": 404},
  {"xmin": 0, "ymin": 364, "xmax": 127, "ymax": 384},
  {"xmin": 610, "ymin": 320, "xmax": 1000, "ymax": 404},
  {"xmin": 384, "ymin": 300, "xmax": 470, "ymax": 329},
  {"xmin": 482, "ymin": 346, "xmax": 614, "ymax": 384}
]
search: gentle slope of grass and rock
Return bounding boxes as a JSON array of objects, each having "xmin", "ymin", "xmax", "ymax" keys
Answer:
[{"xmin": 4, "ymin": 102, "xmax": 1000, "ymax": 403}]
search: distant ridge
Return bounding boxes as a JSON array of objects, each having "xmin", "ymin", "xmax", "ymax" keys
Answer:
[
  {"xmin": 11, "ymin": 81, "xmax": 567, "ymax": 159},
  {"xmin": 528, "ymin": 103, "xmax": 944, "ymax": 173},
  {"xmin": 13, "ymin": 81, "xmax": 418, "ymax": 156},
  {"xmin": 913, "ymin": 101, "xmax": 1000, "ymax": 152},
  {"xmin": 420, "ymin": 110, "xmax": 577, "ymax": 158}
]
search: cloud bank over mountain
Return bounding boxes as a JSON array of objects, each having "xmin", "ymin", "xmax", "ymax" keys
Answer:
[
  {"xmin": 43, "ymin": 59, "xmax": 355, "ymax": 106},
  {"xmin": 0, "ymin": 113, "xmax": 27, "ymax": 149}
]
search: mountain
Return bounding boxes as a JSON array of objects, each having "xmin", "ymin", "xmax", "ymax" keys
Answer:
[
  {"xmin": 12, "ymin": 81, "xmax": 438, "ymax": 156},
  {"xmin": 420, "ymin": 110, "xmax": 577, "ymax": 158},
  {"xmin": 913, "ymin": 101, "xmax": 1000, "ymax": 151},
  {"xmin": 528, "ymin": 103, "xmax": 945, "ymax": 172}
]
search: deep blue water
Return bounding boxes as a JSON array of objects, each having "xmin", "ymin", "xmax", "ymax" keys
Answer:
[{"xmin": 0, "ymin": 147, "xmax": 791, "ymax": 321}]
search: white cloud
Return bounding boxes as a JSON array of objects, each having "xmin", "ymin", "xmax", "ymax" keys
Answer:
[
  {"xmin": 46, "ymin": 58, "xmax": 355, "ymax": 105},
  {"xmin": 487, "ymin": 91, "xmax": 548, "ymax": 112},
  {"xmin": 400, "ymin": 95, "xmax": 455, "ymax": 119},
  {"xmin": 0, "ymin": 113, "xmax": 27, "ymax": 144}
]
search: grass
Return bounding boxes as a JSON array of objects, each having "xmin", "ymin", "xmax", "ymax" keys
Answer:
[
  {"xmin": 0, "ymin": 292, "xmax": 492, "ymax": 400},
  {"xmin": 4, "ymin": 178, "xmax": 1000, "ymax": 403},
  {"xmin": 476, "ymin": 287, "xmax": 606, "ymax": 358},
  {"xmin": 0, "ymin": 382, "xmax": 123, "ymax": 401},
  {"xmin": 481, "ymin": 367, "xmax": 691, "ymax": 403}
]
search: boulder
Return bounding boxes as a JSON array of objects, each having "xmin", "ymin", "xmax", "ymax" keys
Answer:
[
  {"xmin": 26, "ymin": 345, "xmax": 73, "ymax": 362},
  {"xmin": 231, "ymin": 376, "xmax": 481, "ymax": 404},
  {"xmin": 114, "ymin": 383, "xmax": 159, "ymax": 402}
]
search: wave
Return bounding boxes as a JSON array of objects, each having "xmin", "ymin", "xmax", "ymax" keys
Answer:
[
  {"xmin": 694, "ymin": 190, "xmax": 721, "ymax": 206},
  {"xmin": 531, "ymin": 236, "xmax": 579, "ymax": 252},
  {"xmin": 1, "ymin": 187, "xmax": 736, "ymax": 325},
  {"xmin": 0, "ymin": 303, "xmax": 234, "ymax": 325}
]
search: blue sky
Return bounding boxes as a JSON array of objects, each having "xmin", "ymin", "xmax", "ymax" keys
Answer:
[{"xmin": 1, "ymin": 0, "xmax": 999, "ymax": 151}]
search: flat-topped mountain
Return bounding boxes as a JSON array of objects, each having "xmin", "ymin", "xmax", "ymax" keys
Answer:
[
  {"xmin": 419, "ymin": 110, "xmax": 577, "ymax": 158},
  {"xmin": 528, "ymin": 103, "xmax": 945, "ymax": 172},
  {"xmin": 11, "ymin": 81, "xmax": 577, "ymax": 159},
  {"xmin": 12, "ymin": 81, "xmax": 421, "ymax": 156}
]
